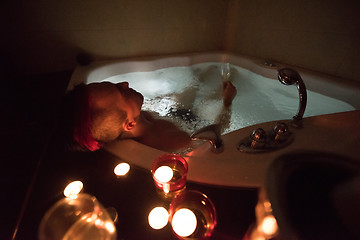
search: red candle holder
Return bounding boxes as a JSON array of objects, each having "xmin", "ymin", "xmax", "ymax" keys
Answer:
[
  {"xmin": 151, "ymin": 154, "xmax": 188, "ymax": 198},
  {"xmin": 169, "ymin": 190, "xmax": 217, "ymax": 239}
]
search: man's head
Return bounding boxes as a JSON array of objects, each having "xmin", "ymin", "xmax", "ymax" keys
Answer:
[{"xmin": 66, "ymin": 81, "xmax": 143, "ymax": 151}]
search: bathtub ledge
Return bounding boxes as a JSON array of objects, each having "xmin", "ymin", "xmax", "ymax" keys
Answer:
[{"xmin": 104, "ymin": 110, "xmax": 360, "ymax": 188}]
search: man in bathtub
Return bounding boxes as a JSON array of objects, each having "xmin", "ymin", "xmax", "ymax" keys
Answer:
[{"xmin": 62, "ymin": 80, "xmax": 236, "ymax": 152}]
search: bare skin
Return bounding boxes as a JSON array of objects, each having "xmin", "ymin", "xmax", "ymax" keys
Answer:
[
  {"xmin": 80, "ymin": 80, "xmax": 236, "ymax": 152},
  {"xmin": 222, "ymin": 81, "xmax": 237, "ymax": 107}
]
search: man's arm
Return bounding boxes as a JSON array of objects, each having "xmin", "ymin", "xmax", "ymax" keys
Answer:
[
  {"xmin": 215, "ymin": 81, "xmax": 237, "ymax": 132},
  {"xmin": 222, "ymin": 81, "xmax": 237, "ymax": 107},
  {"xmin": 121, "ymin": 81, "xmax": 236, "ymax": 151},
  {"xmin": 123, "ymin": 111, "xmax": 191, "ymax": 152}
]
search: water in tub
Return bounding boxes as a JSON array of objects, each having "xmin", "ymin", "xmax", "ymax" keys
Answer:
[{"xmin": 104, "ymin": 63, "xmax": 355, "ymax": 135}]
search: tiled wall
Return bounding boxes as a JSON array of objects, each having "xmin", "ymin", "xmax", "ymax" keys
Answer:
[
  {"xmin": 2, "ymin": 0, "xmax": 360, "ymax": 82},
  {"xmin": 228, "ymin": 0, "xmax": 360, "ymax": 81}
]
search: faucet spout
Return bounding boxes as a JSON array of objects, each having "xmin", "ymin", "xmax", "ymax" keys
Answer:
[
  {"xmin": 278, "ymin": 68, "xmax": 307, "ymax": 128},
  {"xmin": 191, "ymin": 124, "xmax": 224, "ymax": 153}
]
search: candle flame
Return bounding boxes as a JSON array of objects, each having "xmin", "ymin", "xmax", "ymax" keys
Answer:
[
  {"xmin": 64, "ymin": 181, "xmax": 83, "ymax": 198},
  {"xmin": 259, "ymin": 215, "xmax": 278, "ymax": 236},
  {"xmin": 172, "ymin": 208, "xmax": 197, "ymax": 237},
  {"xmin": 154, "ymin": 166, "xmax": 174, "ymax": 183},
  {"xmin": 114, "ymin": 163, "xmax": 130, "ymax": 176},
  {"xmin": 148, "ymin": 207, "xmax": 169, "ymax": 230}
]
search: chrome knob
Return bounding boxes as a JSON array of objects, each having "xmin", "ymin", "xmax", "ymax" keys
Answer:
[
  {"xmin": 272, "ymin": 122, "xmax": 290, "ymax": 141},
  {"xmin": 250, "ymin": 128, "xmax": 266, "ymax": 149}
]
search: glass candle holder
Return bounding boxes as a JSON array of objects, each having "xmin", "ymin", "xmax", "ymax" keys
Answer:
[
  {"xmin": 151, "ymin": 154, "xmax": 188, "ymax": 198},
  {"xmin": 38, "ymin": 193, "xmax": 116, "ymax": 240},
  {"xmin": 169, "ymin": 190, "xmax": 217, "ymax": 240}
]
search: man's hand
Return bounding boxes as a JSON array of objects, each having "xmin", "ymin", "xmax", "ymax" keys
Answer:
[{"xmin": 222, "ymin": 81, "xmax": 237, "ymax": 107}]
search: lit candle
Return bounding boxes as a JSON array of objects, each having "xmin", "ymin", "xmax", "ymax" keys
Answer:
[
  {"xmin": 154, "ymin": 166, "xmax": 174, "ymax": 183},
  {"xmin": 151, "ymin": 154, "xmax": 188, "ymax": 195},
  {"xmin": 63, "ymin": 180, "xmax": 83, "ymax": 198},
  {"xmin": 114, "ymin": 163, "xmax": 130, "ymax": 176},
  {"xmin": 259, "ymin": 215, "xmax": 278, "ymax": 236},
  {"xmin": 148, "ymin": 207, "xmax": 169, "ymax": 230},
  {"xmin": 171, "ymin": 208, "xmax": 197, "ymax": 237}
]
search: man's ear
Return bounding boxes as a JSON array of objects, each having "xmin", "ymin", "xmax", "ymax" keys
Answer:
[{"xmin": 124, "ymin": 120, "xmax": 136, "ymax": 131}]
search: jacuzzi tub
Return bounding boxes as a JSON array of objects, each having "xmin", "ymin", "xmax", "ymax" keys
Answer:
[{"xmin": 68, "ymin": 52, "xmax": 360, "ymax": 187}]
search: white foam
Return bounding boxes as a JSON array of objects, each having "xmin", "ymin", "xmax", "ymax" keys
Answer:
[{"xmin": 103, "ymin": 63, "xmax": 355, "ymax": 134}]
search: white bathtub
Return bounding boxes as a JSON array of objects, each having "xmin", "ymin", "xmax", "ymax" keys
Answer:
[
  {"xmin": 69, "ymin": 52, "xmax": 360, "ymax": 109},
  {"xmin": 68, "ymin": 52, "xmax": 360, "ymax": 188}
]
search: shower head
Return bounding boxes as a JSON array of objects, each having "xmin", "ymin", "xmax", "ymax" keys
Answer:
[
  {"xmin": 277, "ymin": 68, "xmax": 307, "ymax": 128},
  {"xmin": 278, "ymin": 68, "xmax": 302, "ymax": 85}
]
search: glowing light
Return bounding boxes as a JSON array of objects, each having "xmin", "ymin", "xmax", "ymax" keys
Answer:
[
  {"xmin": 104, "ymin": 221, "xmax": 116, "ymax": 233},
  {"xmin": 114, "ymin": 163, "xmax": 130, "ymax": 176},
  {"xmin": 148, "ymin": 207, "xmax": 169, "ymax": 230},
  {"xmin": 254, "ymin": 236, "xmax": 266, "ymax": 240},
  {"xmin": 64, "ymin": 181, "xmax": 83, "ymax": 198},
  {"xmin": 259, "ymin": 215, "xmax": 278, "ymax": 236},
  {"xmin": 172, "ymin": 208, "xmax": 197, "ymax": 237},
  {"xmin": 154, "ymin": 166, "xmax": 173, "ymax": 183},
  {"xmin": 264, "ymin": 201, "xmax": 271, "ymax": 208},
  {"xmin": 163, "ymin": 183, "xmax": 170, "ymax": 194},
  {"xmin": 95, "ymin": 219, "xmax": 102, "ymax": 226},
  {"xmin": 263, "ymin": 201, "xmax": 273, "ymax": 212}
]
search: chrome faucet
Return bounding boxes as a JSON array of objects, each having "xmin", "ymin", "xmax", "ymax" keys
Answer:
[
  {"xmin": 237, "ymin": 122, "xmax": 294, "ymax": 153},
  {"xmin": 191, "ymin": 124, "xmax": 224, "ymax": 153},
  {"xmin": 278, "ymin": 68, "xmax": 307, "ymax": 128}
]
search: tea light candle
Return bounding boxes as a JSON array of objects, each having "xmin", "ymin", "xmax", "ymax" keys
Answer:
[
  {"xmin": 172, "ymin": 208, "xmax": 197, "ymax": 237},
  {"xmin": 169, "ymin": 190, "xmax": 217, "ymax": 239},
  {"xmin": 151, "ymin": 154, "xmax": 188, "ymax": 195},
  {"xmin": 148, "ymin": 207, "xmax": 169, "ymax": 230},
  {"xmin": 154, "ymin": 166, "xmax": 174, "ymax": 183},
  {"xmin": 259, "ymin": 215, "xmax": 278, "ymax": 236},
  {"xmin": 63, "ymin": 180, "xmax": 83, "ymax": 198},
  {"xmin": 114, "ymin": 163, "xmax": 130, "ymax": 176}
]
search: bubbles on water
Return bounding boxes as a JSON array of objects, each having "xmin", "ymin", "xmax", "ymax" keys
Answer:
[{"xmin": 103, "ymin": 62, "xmax": 355, "ymax": 136}]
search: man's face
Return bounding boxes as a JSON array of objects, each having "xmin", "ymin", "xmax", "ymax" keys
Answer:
[{"xmin": 87, "ymin": 82, "xmax": 144, "ymax": 142}]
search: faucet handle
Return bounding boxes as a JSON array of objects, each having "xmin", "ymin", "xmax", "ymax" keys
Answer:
[
  {"xmin": 271, "ymin": 122, "xmax": 290, "ymax": 141},
  {"xmin": 191, "ymin": 124, "xmax": 224, "ymax": 153},
  {"xmin": 250, "ymin": 128, "xmax": 266, "ymax": 149},
  {"xmin": 238, "ymin": 122, "xmax": 294, "ymax": 153}
]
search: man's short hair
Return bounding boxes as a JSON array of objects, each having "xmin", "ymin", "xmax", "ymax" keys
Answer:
[{"xmin": 61, "ymin": 83, "xmax": 101, "ymax": 151}]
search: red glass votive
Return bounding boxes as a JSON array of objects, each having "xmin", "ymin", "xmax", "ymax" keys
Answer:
[
  {"xmin": 169, "ymin": 190, "xmax": 217, "ymax": 239},
  {"xmin": 151, "ymin": 154, "xmax": 188, "ymax": 194}
]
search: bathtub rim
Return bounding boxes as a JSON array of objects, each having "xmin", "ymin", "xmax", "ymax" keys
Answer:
[{"xmin": 68, "ymin": 51, "xmax": 360, "ymax": 109}]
